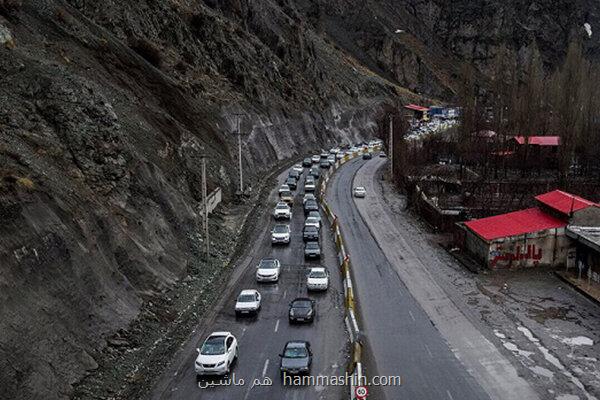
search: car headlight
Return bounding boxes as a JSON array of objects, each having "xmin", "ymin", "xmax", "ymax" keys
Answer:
[
  {"xmin": 290, "ymin": 309, "xmax": 295, "ymax": 316},
  {"xmin": 216, "ymin": 361, "xmax": 225, "ymax": 367},
  {"xmin": 307, "ymin": 309, "xmax": 313, "ymax": 316}
]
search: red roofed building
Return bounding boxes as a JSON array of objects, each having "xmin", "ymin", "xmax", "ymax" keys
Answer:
[
  {"xmin": 404, "ymin": 104, "xmax": 429, "ymax": 121},
  {"xmin": 460, "ymin": 190, "xmax": 596, "ymax": 269},
  {"xmin": 512, "ymin": 136, "xmax": 560, "ymax": 146}
]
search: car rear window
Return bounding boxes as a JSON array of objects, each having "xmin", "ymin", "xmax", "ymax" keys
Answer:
[{"xmin": 259, "ymin": 259, "xmax": 277, "ymax": 268}]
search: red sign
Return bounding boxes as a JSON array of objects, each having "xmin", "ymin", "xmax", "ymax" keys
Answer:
[{"xmin": 355, "ymin": 386, "xmax": 368, "ymax": 399}]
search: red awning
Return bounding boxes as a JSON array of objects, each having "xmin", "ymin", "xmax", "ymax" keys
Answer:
[
  {"xmin": 404, "ymin": 104, "xmax": 429, "ymax": 112},
  {"xmin": 464, "ymin": 208, "xmax": 566, "ymax": 241},
  {"xmin": 513, "ymin": 136, "xmax": 560, "ymax": 146},
  {"xmin": 535, "ymin": 190, "xmax": 597, "ymax": 215}
]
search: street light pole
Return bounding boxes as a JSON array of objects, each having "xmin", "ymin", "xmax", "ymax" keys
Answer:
[
  {"xmin": 201, "ymin": 154, "xmax": 210, "ymax": 260},
  {"xmin": 389, "ymin": 114, "xmax": 394, "ymax": 179}
]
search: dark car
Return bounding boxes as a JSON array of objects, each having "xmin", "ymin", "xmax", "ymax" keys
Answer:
[
  {"xmin": 302, "ymin": 158, "xmax": 312, "ymax": 168},
  {"xmin": 310, "ymin": 167, "xmax": 320, "ymax": 179},
  {"xmin": 280, "ymin": 341, "xmax": 312, "ymax": 378},
  {"xmin": 303, "ymin": 225, "xmax": 320, "ymax": 242},
  {"xmin": 304, "ymin": 241, "xmax": 321, "ymax": 259},
  {"xmin": 288, "ymin": 298, "xmax": 315, "ymax": 323},
  {"xmin": 289, "ymin": 170, "xmax": 300, "ymax": 180},
  {"xmin": 304, "ymin": 200, "xmax": 319, "ymax": 215},
  {"xmin": 319, "ymin": 160, "xmax": 330, "ymax": 169},
  {"xmin": 362, "ymin": 152, "xmax": 373, "ymax": 160},
  {"xmin": 285, "ymin": 177, "xmax": 297, "ymax": 190}
]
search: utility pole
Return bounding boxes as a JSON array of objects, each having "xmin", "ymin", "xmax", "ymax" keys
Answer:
[
  {"xmin": 233, "ymin": 114, "xmax": 244, "ymax": 194},
  {"xmin": 389, "ymin": 114, "xmax": 394, "ymax": 179},
  {"xmin": 201, "ymin": 154, "xmax": 210, "ymax": 260}
]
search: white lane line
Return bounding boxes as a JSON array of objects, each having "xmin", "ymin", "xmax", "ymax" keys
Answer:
[
  {"xmin": 262, "ymin": 359, "xmax": 270, "ymax": 377},
  {"xmin": 283, "ymin": 289, "xmax": 288, "ymax": 298},
  {"xmin": 274, "ymin": 319, "xmax": 280, "ymax": 333},
  {"xmin": 447, "ymin": 390, "xmax": 454, "ymax": 400},
  {"xmin": 424, "ymin": 344, "xmax": 433, "ymax": 358},
  {"xmin": 408, "ymin": 311, "xmax": 416, "ymax": 321}
]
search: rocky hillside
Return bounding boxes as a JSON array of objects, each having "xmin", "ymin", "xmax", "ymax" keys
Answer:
[{"xmin": 1, "ymin": 0, "xmax": 598, "ymax": 399}]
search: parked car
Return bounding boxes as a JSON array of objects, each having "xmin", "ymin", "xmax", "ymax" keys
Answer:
[
  {"xmin": 235, "ymin": 289, "xmax": 261, "ymax": 316},
  {"xmin": 285, "ymin": 177, "xmax": 297, "ymax": 190},
  {"xmin": 379, "ymin": 151, "xmax": 387, "ymax": 158},
  {"xmin": 280, "ymin": 190, "xmax": 294, "ymax": 205},
  {"xmin": 273, "ymin": 202, "xmax": 292, "ymax": 220},
  {"xmin": 330, "ymin": 147, "xmax": 340, "ymax": 154},
  {"xmin": 307, "ymin": 267, "xmax": 329, "ymax": 291},
  {"xmin": 303, "ymin": 193, "xmax": 316, "ymax": 204},
  {"xmin": 353, "ymin": 186, "xmax": 366, "ymax": 198},
  {"xmin": 319, "ymin": 160, "xmax": 330, "ymax": 169},
  {"xmin": 310, "ymin": 167, "xmax": 320, "ymax": 178},
  {"xmin": 271, "ymin": 224, "xmax": 291, "ymax": 244},
  {"xmin": 195, "ymin": 332, "xmax": 238, "ymax": 376},
  {"xmin": 256, "ymin": 258, "xmax": 281, "ymax": 282},
  {"xmin": 307, "ymin": 210, "xmax": 321, "ymax": 224},
  {"xmin": 278, "ymin": 184, "xmax": 290, "ymax": 194},
  {"xmin": 327, "ymin": 155, "xmax": 336, "ymax": 165},
  {"xmin": 279, "ymin": 341, "xmax": 312, "ymax": 378},
  {"xmin": 302, "ymin": 225, "xmax": 320, "ymax": 242},
  {"xmin": 320, "ymin": 152, "xmax": 329, "ymax": 159},
  {"xmin": 288, "ymin": 298, "xmax": 315, "ymax": 324},
  {"xmin": 304, "ymin": 181, "xmax": 316, "ymax": 192},
  {"xmin": 292, "ymin": 164, "xmax": 304, "ymax": 174},
  {"xmin": 302, "ymin": 158, "xmax": 312, "ymax": 168},
  {"xmin": 304, "ymin": 199, "xmax": 319, "ymax": 215},
  {"xmin": 304, "ymin": 216, "xmax": 320, "ymax": 230},
  {"xmin": 362, "ymin": 152, "xmax": 372, "ymax": 160},
  {"xmin": 304, "ymin": 241, "xmax": 321, "ymax": 259},
  {"xmin": 336, "ymin": 152, "xmax": 344, "ymax": 160}
]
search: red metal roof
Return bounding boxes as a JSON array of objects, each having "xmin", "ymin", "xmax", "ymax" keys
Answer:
[
  {"xmin": 464, "ymin": 208, "xmax": 566, "ymax": 241},
  {"xmin": 535, "ymin": 190, "xmax": 597, "ymax": 215},
  {"xmin": 404, "ymin": 104, "xmax": 429, "ymax": 112},
  {"xmin": 513, "ymin": 136, "xmax": 560, "ymax": 146}
]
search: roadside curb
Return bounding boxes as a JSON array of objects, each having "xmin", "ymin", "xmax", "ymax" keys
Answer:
[
  {"xmin": 554, "ymin": 271, "xmax": 600, "ymax": 307},
  {"xmin": 316, "ymin": 145, "xmax": 380, "ymax": 400}
]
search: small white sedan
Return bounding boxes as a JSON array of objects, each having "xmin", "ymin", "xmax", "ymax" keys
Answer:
[
  {"xmin": 307, "ymin": 267, "xmax": 329, "ymax": 291},
  {"xmin": 273, "ymin": 202, "xmax": 292, "ymax": 220},
  {"xmin": 235, "ymin": 289, "xmax": 261, "ymax": 316},
  {"xmin": 304, "ymin": 216, "xmax": 320, "ymax": 231},
  {"xmin": 195, "ymin": 332, "xmax": 238, "ymax": 376},
  {"xmin": 271, "ymin": 224, "xmax": 291, "ymax": 244},
  {"xmin": 279, "ymin": 184, "xmax": 290, "ymax": 194},
  {"xmin": 353, "ymin": 186, "xmax": 366, "ymax": 198},
  {"xmin": 311, "ymin": 154, "xmax": 321, "ymax": 163},
  {"xmin": 292, "ymin": 164, "xmax": 304, "ymax": 174},
  {"xmin": 256, "ymin": 258, "xmax": 281, "ymax": 282}
]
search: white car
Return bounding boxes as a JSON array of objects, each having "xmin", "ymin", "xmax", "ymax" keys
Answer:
[
  {"xmin": 235, "ymin": 289, "xmax": 261, "ymax": 316},
  {"xmin": 304, "ymin": 216, "xmax": 320, "ymax": 230},
  {"xmin": 195, "ymin": 332, "xmax": 238, "ymax": 376},
  {"xmin": 307, "ymin": 210, "xmax": 321, "ymax": 224},
  {"xmin": 330, "ymin": 147, "xmax": 340, "ymax": 154},
  {"xmin": 273, "ymin": 202, "xmax": 292, "ymax": 220},
  {"xmin": 327, "ymin": 155, "xmax": 336, "ymax": 165},
  {"xmin": 336, "ymin": 152, "xmax": 344, "ymax": 160},
  {"xmin": 293, "ymin": 164, "xmax": 304, "ymax": 174},
  {"xmin": 307, "ymin": 267, "xmax": 329, "ymax": 291},
  {"xmin": 305, "ymin": 181, "xmax": 316, "ymax": 192},
  {"xmin": 279, "ymin": 184, "xmax": 290, "ymax": 194},
  {"xmin": 256, "ymin": 258, "xmax": 281, "ymax": 282},
  {"xmin": 353, "ymin": 186, "xmax": 366, "ymax": 198},
  {"xmin": 311, "ymin": 154, "xmax": 320, "ymax": 163},
  {"xmin": 271, "ymin": 224, "xmax": 291, "ymax": 244},
  {"xmin": 303, "ymin": 193, "xmax": 316, "ymax": 204}
]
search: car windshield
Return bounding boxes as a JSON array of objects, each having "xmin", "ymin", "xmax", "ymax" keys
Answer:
[
  {"xmin": 306, "ymin": 242, "xmax": 319, "ymax": 249},
  {"xmin": 281, "ymin": 191, "xmax": 292, "ymax": 197},
  {"xmin": 292, "ymin": 300, "xmax": 312, "ymax": 308},
  {"xmin": 273, "ymin": 225, "xmax": 288, "ymax": 233},
  {"xmin": 309, "ymin": 212, "xmax": 319, "ymax": 218},
  {"xmin": 276, "ymin": 204, "xmax": 288, "ymax": 209},
  {"xmin": 238, "ymin": 294, "xmax": 256, "ymax": 302},
  {"xmin": 309, "ymin": 270, "xmax": 327, "ymax": 278},
  {"xmin": 259, "ymin": 259, "xmax": 277, "ymax": 269},
  {"xmin": 304, "ymin": 226, "xmax": 317, "ymax": 233},
  {"xmin": 201, "ymin": 336, "xmax": 226, "ymax": 355},
  {"xmin": 306, "ymin": 218, "xmax": 317, "ymax": 223}
]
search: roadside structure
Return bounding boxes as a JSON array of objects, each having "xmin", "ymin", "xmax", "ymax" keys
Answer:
[
  {"xmin": 460, "ymin": 190, "xmax": 598, "ymax": 269},
  {"xmin": 566, "ymin": 206, "xmax": 600, "ymax": 286},
  {"xmin": 403, "ymin": 104, "xmax": 429, "ymax": 121}
]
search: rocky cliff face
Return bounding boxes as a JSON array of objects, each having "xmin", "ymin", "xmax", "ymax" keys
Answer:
[{"xmin": 1, "ymin": 0, "xmax": 598, "ymax": 399}]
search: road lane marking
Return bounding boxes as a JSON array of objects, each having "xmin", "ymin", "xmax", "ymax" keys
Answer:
[
  {"xmin": 274, "ymin": 319, "xmax": 280, "ymax": 332},
  {"xmin": 409, "ymin": 311, "xmax": 416, "ymax": 321},
  {"xmin": 424, "ymin": 344, "xmax": 433, "ymax": 358},
  {"xmin": 447, "ymin": 390, "xmax": 454, "ymax": 400},
  {"xmin": 283, "ymin": 289, "xmax": 287, "ymax": 298},
  {"xmin": 262, "ymin": 359, "xmax": 269, "ymax": 377}
]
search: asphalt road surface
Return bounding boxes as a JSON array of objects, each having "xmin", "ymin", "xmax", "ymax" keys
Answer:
[
  {"xmin": 326, "ymin": 157, "xmax": 491, "ymax": 400},
  {"xmin": 150, "ymin": 165, "xmax": 348, "ymax": 400}
]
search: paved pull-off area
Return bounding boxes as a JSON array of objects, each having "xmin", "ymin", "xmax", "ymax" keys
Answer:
[{"xmin": 326, "ymin": 157, "xmax": 539, "ymax": 400}]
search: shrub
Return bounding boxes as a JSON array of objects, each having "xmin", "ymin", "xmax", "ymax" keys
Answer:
[
  {"xmin": 16, "ymin": 177, "xmax": 34, "ymax": 189},
  {"xmin": 0, "ymin": 0, "xmax": 22, "ymax": 17}
]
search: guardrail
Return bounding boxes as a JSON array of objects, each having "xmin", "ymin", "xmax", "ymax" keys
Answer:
[{"xmin": 316, "ymin": 145, "xmax": 381, "ymax": 399}]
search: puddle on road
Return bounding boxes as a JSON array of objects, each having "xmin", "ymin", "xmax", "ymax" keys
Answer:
[{"xmin": 528, "ymin": 306, "xmax": 574, "ymax": 324}]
